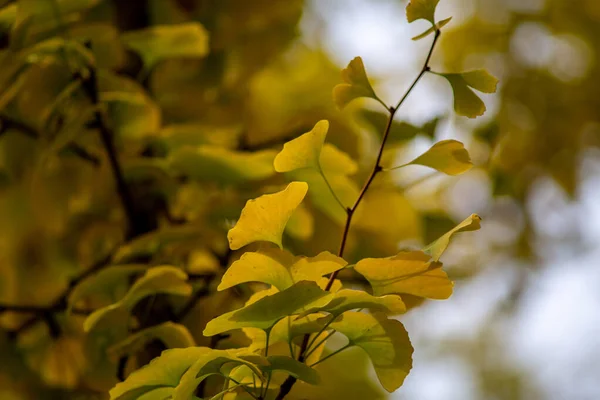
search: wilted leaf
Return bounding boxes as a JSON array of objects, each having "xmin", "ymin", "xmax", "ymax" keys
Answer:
[
  {"xmin": 406, "ymin": 0, "xmax": 440, "ymax": 24},
  {"xmin": 204, "ymin": 281, "xmax": 333, "ymax": 336},
  {"xmin": 227, "ymin": 181, "xmax": 309, "ymax": 250},
  {"xmin": 121, "ymin": 22, "xmax": 209, "ymax": 72},
  {"xmin": 423, "ymin": 214, "xmax": 481, "ymax": 261},
  {"xmin": 405, "ymin": 139, "xmax": 473, "ymax": 175},
  {"xmin": 169, "ymin": 146, "xmax": 276, "ymax": 184},
  {"xmin": 412, "ymin": 17, "xmax": 452, "ymax": 40},
  {"xmin": 218, "ymin": 248, "xmax": 346, "ymax": 292},
  {"xmin": 329, "ymin": 312, "xmax": 413, "ymax": 392},
  {"xmin": 108, "ymin": 322, "xmax": 196, "ymax": 358},
  {"xmin": 333, "ymin": 57, "xmax": 382, "ymax": 109},
  {"xmin": 440, "ymin": 70, "xmax": 498, "ymax": 118},
  {"xmin": 109, "ymin": 347, "xmax": 211, "ymax": 400},
  {"xmin": 354, "ymin": 250, "xmax": 453, "ymax": 299},
  {"xmin": 274, "ymin": 120, "xmax": 329, "ymax": 172}
]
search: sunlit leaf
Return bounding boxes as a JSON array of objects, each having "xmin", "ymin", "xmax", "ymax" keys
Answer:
[
  {"xmin": 109, "ymin": 347, "xmax": 211, "ymax": 400},
  {"xmin": 286, "ymin": 202, "xmax": 314, "ymax": 240},
  {"xmin": 423, "ymin": 214, "xmax": 481, "ymax": 261},
  {"xmin": 108, "ymin": 322, "xmax": 196, "ymax": 358},
  {"xmin": 406, "ymin": 0, "xmax": 440, "ymax": 24},
  {"xmin": 218, "ymin": 248, "xmax": 346, "ymax": 292},
  {"xmin": 262, "ymin": 355, "xmax": 320, "ymax": 385},
  {"xmin": 227, "ymin": 181, "xmax": 309, "ymax": 250},
  {"xmin": 300, "ymin": 289, "xmax": 406, "ymax": 318},
  {"xmin": 170, "ymin": 146, "xmax": 276, "ymax": 184},
  {"xmin": 274, "ymin": 120, "xmax": 329, "ymax": 172},
  {"xmin": 329, "ymin": 312, "xmax": 413, "ymax": 392},
  {"xmin": 333, "ymin": 57, "xmax": 382, "ymax": 109},
  {"xmin": 440, "ymin": 70, "xmax": 499, "ymax": 118},
  {"xmin": 412, "ymin": 17, "xmax": 452, "ymax": 40},
  {"xmin": 121, "ymin": 22, "xmax": 209, "ymax": 72},
  {"xmin": 354, "ymin": 250, "xmax": 453, "ymax": 299},
  {"xmin": 405, "ymin": 139, "xmax": 473, "ymax": 175},
  {"xmin": 204, "ymin": 281, "xmax": 333, "ymax": 336}
]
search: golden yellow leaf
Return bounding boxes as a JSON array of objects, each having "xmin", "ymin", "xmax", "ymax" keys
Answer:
[
  {"xmin": 227, "ymin": 181, "xmax": 309, "ymax": 250},
  {"xmin": 333, "ymin": 57, "xmax": 381, "ymax": 109},
  {"xmin": 274, "ymin": 120, "xmax": 329, "ymax": 172},
  {"xmin": 423, "ymin": 213, "xmax": 481, "ymax": 261},
  {"xmin": 406, "ymin": 139, "xmax": 473, "ymax": 175},
  {"xmin": 406, "ymin": 0, "xmax": 439, "ymax": 24}
]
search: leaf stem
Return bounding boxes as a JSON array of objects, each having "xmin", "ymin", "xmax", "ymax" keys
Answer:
[
  {"xmin": 307, "ymin": 343, "xmax": 351, "ymax": 368},
  {"xmin": 303, "ymin": 328, "xmax": 336, "ymax": 361},
  {"xmin": 274, "ymin": 28, "xmax": 442, "ymax": 400},
  {"xmin": 318, "ymin": 165, "xmax": 347, "ymax": 212}
]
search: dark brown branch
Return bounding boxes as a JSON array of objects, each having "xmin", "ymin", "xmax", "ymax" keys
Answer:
[{"xmin": 275, "ymin": 29, "xmax": 442, "ymax": 400}]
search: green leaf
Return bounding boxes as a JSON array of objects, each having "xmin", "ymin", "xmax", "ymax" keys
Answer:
[
  {"xmin": 333, "ymin": 57, "xmax": 382, "ymax": 109},
  {"xmin": 440, "ymin": 70, "xmax": 499, "ymax": 118},
  {"xmin": 423, "ymin": 213, "xmax": 481, "ymax": 261},
  {"xmin": 173, "ymin": 350, "xmax": 264, "ymax": 400},
  {"xmin": 329, "ymin": 312, "xmax": 413, "ymax": 392},
  {"xmin": 67, "ymin": 265, "xmax": 148, "ymax": 313},
  {"xmin": 83, "ymin": 303, "xmax": 129, "ymax": 333},
  {"xmin": 274, "ymin": 120, "xmax": 329, "ymax": 172},
  {"xmin": 412, "ymin": 17, "xmax": 452, "ymax": 40},
  {"xmin": 120, "ymin": 266, "xmax": 192, "ymax": 309},
  {"xmin": 169, "ymin": 146, "xmax": 276, "ymax": 184},
  {"xmin": 218, "ymin": 248, "xmax": 346, "ymax": 292},
  {"xmin": 299, "ymin": 289, "xmax": 406, "ymax": 318},
  {"xmin": 108, "ymin": 322, "xmax": 196, "ymax": 358},
  {"xmin": 204, "ymin": 281, "xmax": 333, "ymax": 336},
  {"xmin": 121, "ymin": 22, "xmax": 209, "ymax": 72},
  {"xmin": 262, "ymin": 355, "xmax": 320, "ymax": 385},
  {"xmin": 109, "ymin": 347, "xmax": 212, "ymax": 400},
  {"xmin": 227, "ymin": 181, "xmax": 309, "ymax": 250},
  {"xmin": 405, "ymin": 139, "xmax": 473, "ymax": 175},
  {"xmin": 406, "ymin": 0, "xmax": 440, "ymax": 24},
  {"xmin": 354, "ymin": 250, "xmax": 453, "ymax": 299},
  {"xmin": 101, "ymin": 91, "xmax": 161, "ymax": 140}
]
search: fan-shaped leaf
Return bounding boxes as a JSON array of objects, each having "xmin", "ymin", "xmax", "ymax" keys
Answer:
[
  {"xmin": 120, "ymin": 266, "xmax": 192, "ymax": 309},
  {"xmin": 354, "ymin": 251, "xmax": 453, "ymax": 299},
  {"xmin": 406, "ymin": 139, "xmax": 473, "ymax": 175},
  {"xmin": 406, "ymin": 0, "xmax": 439, "ymax": 24},
  {"xmin": 218, "ymin": 249, "xmax": 346, "ymax": 292},
  {"xmin": 423, "ymin": 213, "xmax": 481, "ymax": 261},
  {"xmin": 333, "ymin": 57, "xmax": 381, "ymax": 109},
  {"xmin": 262, "ymin": 355, "xmax": 320, "ymax": 385},
  {"xmin": 274, "ymin": 120, "xmax": 329, "ymax": 172},
  {"xmin": 300, "ymin": 289, "xmax": 406, "ymax": 318},
  {"xmin": 204, "ymin": 281, "xmax": 333, "ymax": 336},
  {"xmin": 227, "ymin": 181, "xmax": 309, "ymax": 250},
  {"xmin": 108, "ymin": 322, "xmax": 196, "ymax": 358},
  {"xmin": 329, "ymin": 312, "xmax": 413, "ymax": 392},
  {"xmin": 440, "ymin": 70, "xmax": 498, "ymax": 118}
]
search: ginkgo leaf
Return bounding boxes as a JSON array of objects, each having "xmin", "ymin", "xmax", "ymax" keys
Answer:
[
  {"xmin": 227, "ymin": 181, "xmax": 309, "ymax": 250},
  {"xmin": 84, "ymin": 303, "xmax": 129, "ymax": 333},
  {"xmin": 173, "ymin": 350, "xmax": 264, "ymax": 400},
  {"xmin": 261, "ymin": 355, "xmax": 320, "ymax": 385},
  {"xmin": 218, "ymin": 248, "xmax": 346, "ymax": 292},
  {"xmin": 169, "ymin": 146, "xmax": 276, "ymax": 184},
  {"xmin": 108, "ymin": 322, "xmax": 195, "ymax": 358},
  {"xmin": 423, "ymin": 214, "xmax": 482, "ymax": 261},
  {"xmin": 359, "ymin": 109, "xmax": 439, "ymax": 143},
  {"xmin": 354, "ymin": 250, "xmax": 453, "ymax": 299},
  {"xmin": 120, "ymin": 266, "xmax": 192, "ymax": 309},
  {"xmin": 121, "ymin": 22, "xmax": 209, "ymax": 72},
  {"xmin": 333, "ymin": 57, "xmax": 382, "ymax": 109},
  {"xmin": 273, "ymin": 120, "xmax": 329, "ymax": 172},
  {"xmin": 406, "ymin": 0, "xmax": 439, "ymax": 24},
  {"xmin": 299, "ymin": 289, "xmax": 406, "ymax": 318},
  {"xmin": 329, "ymin": 312, "xmax": 413, "ymax": 392},
  {"xmin": 319, "ymin": 143, "xmax": 359, "ymax": 176},
  {"xmin": 109, "ymin": 347, "xmax": 212, "ymax": 400},
  {"xmin": 67, "ymin": 265, "xmax": 148, "ymax": 312},
  {"xmin": 440, "ymin": 70, "xmax": 499, "ymax": 118},
  {"xmin": 412, "ymin": 17, "xmax": 452, "ymax": 40},
  {"xmin": 204, "ymin": 281, "xmax": 333, "ymax": 336},
  {"xmin": 405, "ymin": 139, "xmax": 473, "ymax": 175},
  {"xmin": 101, "ymin": 90, "xmax": 161, "ymax": 140}
]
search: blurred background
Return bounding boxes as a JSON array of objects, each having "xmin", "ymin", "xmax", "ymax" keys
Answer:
[{"xmin": 1, "ymin": 0, "xmax": 599, "ymax": 399}]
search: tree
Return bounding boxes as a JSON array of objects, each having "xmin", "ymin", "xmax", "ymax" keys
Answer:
[{"xmin": 0, "ymin": 0, "xmax": 496, "ymax": 399}]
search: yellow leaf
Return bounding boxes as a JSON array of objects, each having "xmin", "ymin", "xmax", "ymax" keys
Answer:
[
  {"xmin": 406, "ymin": 0, "xmax": 440, "ymax": 24},
  {"xmin": 407, "ymin": 139, "xmax": 473, "ymax": 175},
  {"xmin": 440, "ymin": 70, "xmax": 499, "ymax": 118},
  {"xmin": 320, "ymin": 143, "xmax": 359, "ymax": 176},
  {"xmin": 412, "ymin": 17, "xmax": 452, "ymax": 40},
  {"xmin": 218, "ymin": 248, "xmax": 346, "ymax": 292},
  {"xmin": 274, "ymin": 120, "xmax": 329, "ymax": 172},
  {"xmin": 423, "ymin": 214, "xmax": 481, "ymax": 261},
  {"xmin": 354, "ymin": 250, "xmax": 453, "ymax": 299},
  {"xmin": 227, "ymin": 181, "xmax": 309, "ymax": 250},
  {"xmin": 333, "ymin": 57, "xmax": 381, "ymax": 109},
  {"xmin": 286, "ymin": 202, "xmax": 314, "ymax": 240}
]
